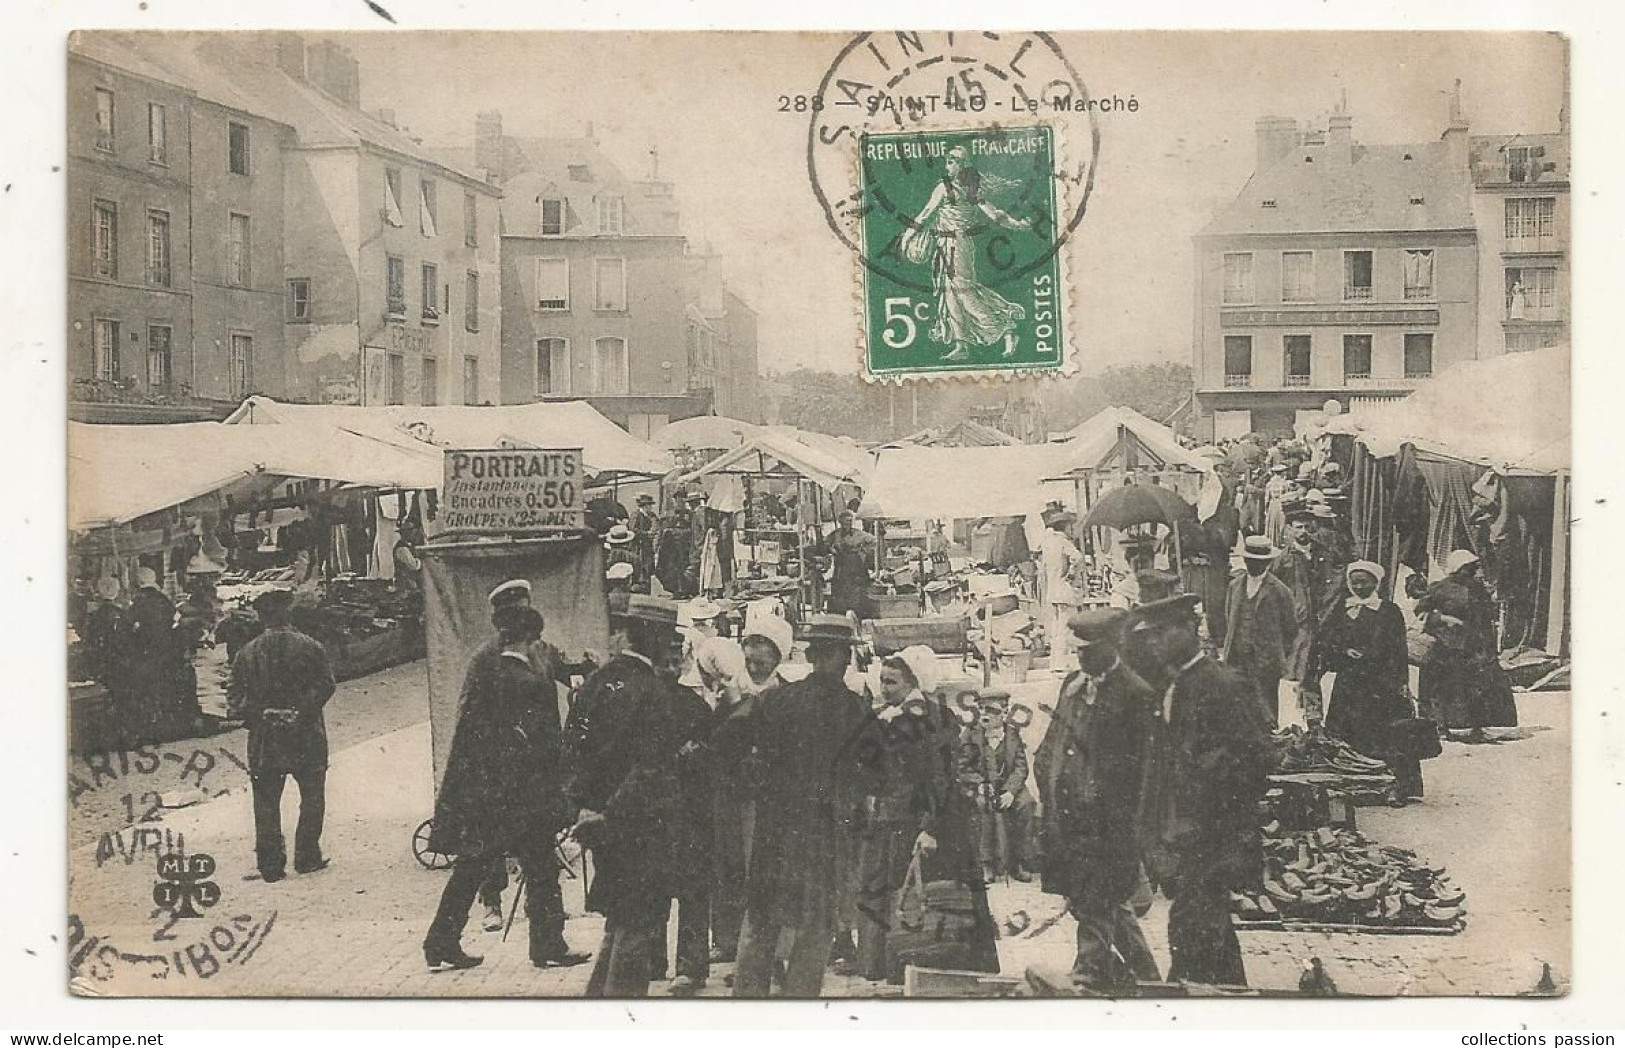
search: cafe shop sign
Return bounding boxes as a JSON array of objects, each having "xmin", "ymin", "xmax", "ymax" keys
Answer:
[{"xmin": 442, "ymin": 448, "xmax": 584, "ymax": 533}]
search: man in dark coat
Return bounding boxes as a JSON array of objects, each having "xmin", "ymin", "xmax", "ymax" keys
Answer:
[
  {"xmin": 959, "ymin": 689, "xmax": 1036, "ymax": 882},
  {"xmin": 1221, "ymin": 536, "xmax": 1297, "ymax": 728},
  {"xmin": 565, "ymin": 594, "xmax": 684, "ymax": 998},
  {"xmin": 822, "ymin": 510, "xmax": 876, "ymax": 620},
  {"xmin": 631, "ymin": 493, "xmax": 659, "ymax": 593},
  {"xmin": 227, "ymin": 589, "xmax": 336, "ymax": 883},
  {"xmin": 717, "ymin": 614, "xmax": 875, "ymax": 998},
  {"xmin": 1130, "ymin": 591, "xmax": 1274, "ymax": 987},
  {"xmin": 1033, "ymin": 609, "xmax": 1161, "ymax": 988},
  {"xmin": 1270, "ymin": 510, "xmax": 1321, "ymax": 724},
  {"xmin": 422, "ymin": 605, "xmax": 582, "ymax": 971}
]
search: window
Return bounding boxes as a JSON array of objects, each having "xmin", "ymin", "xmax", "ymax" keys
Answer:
[
  {"xmin": 383, "ymin": 167, "xmax": 405, "ymax": 227},
  {"xmin": 464, "ymin": 192, "xmax": 478, "ymax": 247},
  {"xmin": 1507, "ymin": 146, "xmax": 1532, "ymax": 184},
  {"xmin": 147, "ymin": 324, "xmax": 172, "ymax": 389},
  {"xmin": 685, "ymin": 324, "xmax": 699, "ymax": 368},
  {"xmin": 1221, "ymin": 252, "xmax": 1254, "ymax": 305},
  {"xmin": 540, "ymin": 198, "xmax": 564, "ymax": 236},
  {"xmin": 387, "ymin": 353, "xmax": 406, "ymax": 405},
  {"xmin": 1343, "ymin": 251, "xmax": 1373, "ymax": 300},
  {"xmin": 385, "ymin": 255, "xmax": 406, "ymax": 317},
  {"xmin": 93, "ymin": 88, "xmax": 115, "ymax": 152},
  {"xmin": 594, "ymin": 258, "xmax": 627, "ymax": 311},
  {"xmin": 1342, "ymin": 334, "xmax": 1373, "ymax": 380},
  {"xmin": 228, "ymin": 122, "xmax": 250, "ymax": 176},
  {"xmin": 92, "ymin": 200, "xmax": 117, "ymax": 280},
  {"xmin": 147, "ymin": 103, "xmax": 167, "ymax": 165},
  {"xmin": 419, "ymin": 179, "xmax": 438, "ymax": 237},
  {"xmin": 1505, "ymin": 197, "xmax": 1556, "ymax": 242},
  {"xmin": 146, "ymin": 210, "xmax": 171, "ymax": 287},
  {"xmin": 226, "ymin": 213, "xmax": 251, "ymax": 286},
  {"xmin": 463, "ymin": 357, "xmax": 480, "ymax": 405},
  {"xmin": 464, "ymin": 270, "xmax": 480, "ymax": 332},
  {"xmin": 1281, "ymin": 251, "xmax": 1314, "ymax": 303},
  {"xmin": 1403, "ymin": 249, "xmax": 1435, "ymax": 301},
  {"xmin": 536, "ymin": 337, "xmax": 570, "ymax": 396},
  {"xmin": 1222, "ymin": 335, "xmax": 1252, "ymax": 387},
  {"xmin": 1506, "ymin": 266, "xmax": 1558, "ymax": 321},
  {"xmin": 421, "ymin": 262, "xmax": 439, "ymax": 320},
  {"xmin": 229, "ymin": 333, "xmax": 254, "ymax": 398},
  {"xmin": 92, "ymin": 319, "xmax": 120, "ymax": 381},
  {"xmin": 421, "ymin": 357, "xmax": 438, "ymax": 405},
  {"xmin": 1404, "ymin": 333, "xmax": 1434, "ymax": 379},
  {"xmin": 287, "ymin": 278, "xmax": 311, "ymax": 322},
  {"xmin": 535, "ymin": 258, "xmax": 569, "ymax": 310},
  {"xmin": 1283, "ymin": 335, "xmax": 1312, "ymax": 386},
  {"xmin": 596, "ymin": 196, "xmax": 625, "ymax": 235}
]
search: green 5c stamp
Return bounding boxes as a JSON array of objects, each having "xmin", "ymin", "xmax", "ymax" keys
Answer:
[{"xmin": 860, "ymin": 125, "xmax": 1067, "ymax": 377}]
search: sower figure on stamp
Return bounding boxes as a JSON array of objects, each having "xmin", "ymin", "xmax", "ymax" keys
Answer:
[
  {"xmin": 422, "ymin": 604, "xmax": 585, "ymax": 972},
  {"xmin": 564, "ymin": 594, "xmax": 684, "ymax": 998},
  {"xmin": 714, "ymin": 614, "xmax": 875, "ymax": 998},
  {"xmin": 958, "ymin": 688, "xmax": 1037, "ymax": 883},
  {"xmin": 1033, "ymin": 609, "xmax": 1162, "ymax": 990},
  {"xmin": 228, "ymin": 588, "xmax": 336, "ymax": 884},
  {"xmin": 1131, "ymin": 589, "xmax": 1273, "ymax": 987}
]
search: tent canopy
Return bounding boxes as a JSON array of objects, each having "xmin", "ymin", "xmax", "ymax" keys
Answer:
[
  {"xmin": 651, "ymin": 414, "xmax": 762, "ymax": 453},
  {"xmin": 1353, "ymin": 345, "xmax": 1570, "ymax": 475},
  {"xmin": 1054, "ymin": 405, "xmax": 1213, "ymax": 474},
  {"xmin": 226, "ymin": 396, "xmax": 673, "ymax": 479},
  {"xmin": 677, "ymin": 429, "xmax": 867, "ymax": 492},
  {"xmin": 857, "ymin": 442, "xmax": 1076, "ymax": 521},
  {"xmin": 67, "ymin": 420, "xmax": 439, "ymax": 531}
]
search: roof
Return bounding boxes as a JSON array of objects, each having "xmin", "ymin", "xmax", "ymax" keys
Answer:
[
  {"xmin": 68, "ymin": 420, "xmax": 439, "ymax": 531},
  {"xmin": 72, "ymin": 32, "xmax": 494, "ymax": 188},
  {"xmin": 677, "ymin": 430, "xmax": 867, "ymax": 492},
  {"xmin": 1199, "ymin": 139, "xmax": 1474, "ymax": 237},
  {"xmin": 889, "ymin": 419, "xmax": 1019, "ymax": 448},
  {"xmin": 499, "ymin": 136, "xmax": 679, "ymax": 237},
  {"xmin": 1351, "ymin": 345, "xmax": 1569, "ymax": 474},
  {"xmin": 1055, "ymin": 406, "xmax": 1213, "ymax": 474},
  {"xmin": 225, "ymin": 396, "xmax": 672, "ymax": 479},
  {"xmin": 652, "ymin": 414, "xmax": 761, "ymax": 452}
]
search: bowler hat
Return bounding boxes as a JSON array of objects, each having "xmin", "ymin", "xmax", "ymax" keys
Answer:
[
  {"xmin": 636, "ymin": 493, "xmax": 656, "ymax": 505},
  {"xmin": 800, "ymin": 613, "xmax": 856, "ymax": 645},
  {"xmin": 1067, "ymin": 607, "xmax": 1128, "ymax": 646},
  {"xmin": 615, "ymin": 594, "xmax": 679, "ymax": 628}
]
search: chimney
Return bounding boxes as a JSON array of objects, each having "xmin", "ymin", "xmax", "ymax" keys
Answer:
[
  {"xmin": 1326, "ymin": 91, "xmax": 1353, "ymax": 162},
  {"xmin": 270, "ymin": 32, "xmax": 306, "ymax": 80},
  {"xmin": 475, "ymin": 110, "xmax": 504, "ymax": 180},
  {"xmin": 306, "ymin": 40, "xmax": 362, "ymax": 109},
  {"xmin": 1440, "ymin": 78, "xmax": 1470, "ymax": 174},
  {"xmin": 1254, "ymin": 116, "xmax": 1298, "ymax": 171}
]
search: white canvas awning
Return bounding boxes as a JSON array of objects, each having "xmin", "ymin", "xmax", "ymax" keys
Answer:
[{"xmin": 677, "ymin": 430, "xmax": 867, "ymax": 492}]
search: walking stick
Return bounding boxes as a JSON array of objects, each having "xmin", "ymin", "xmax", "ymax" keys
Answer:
[{"xmin": 502, "ymin": 865, "xmax": 527, "ymax": 944}]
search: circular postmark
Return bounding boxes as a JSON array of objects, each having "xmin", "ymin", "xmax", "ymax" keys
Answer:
[{"xmin": 807, "ymin": 30, "xmax": 1103, "ymax": 294}]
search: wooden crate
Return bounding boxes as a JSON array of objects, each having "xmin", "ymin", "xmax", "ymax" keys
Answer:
[
  {"xmin": 868, "ymin": 615, "xmax": 969, "ymax": 654},
  {"xmin": 869, "ymin": 591, "xmax": 925, "ymax": 619}
]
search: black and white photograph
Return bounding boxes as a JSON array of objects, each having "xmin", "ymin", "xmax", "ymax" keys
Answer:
[{"xmin": 47, "ymin": 21, "xmax": 1586, "ymax": 1008}]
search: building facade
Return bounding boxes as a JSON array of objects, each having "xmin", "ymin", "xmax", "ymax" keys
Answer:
[
  {"xmin": 478, "ymin": 112, "xmax": 762, "ymax": 429},
  {"xmin": 1191, "ymin": 102, "xmax": 1480, "ymax": 440},
  {"xmin": 1469, "ymin": 127, "xmax": 1569, "ymax": 357}
]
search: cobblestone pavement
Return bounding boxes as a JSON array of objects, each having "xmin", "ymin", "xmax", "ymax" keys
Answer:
[{"xmin": 67, "ymin": 658, "xmax": 1569, "ymax": 998}]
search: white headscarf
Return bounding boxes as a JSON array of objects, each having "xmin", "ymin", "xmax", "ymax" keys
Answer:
[
  {"xmin": 1443, "ymin": 549, "xmax": 1481, "ymax": 576},
  {"xmin": 695, "ymin": 635, "xmax": 747, "ymax": 688},
  {"xmin": 895, "ymin": 645, "xmax": 940, "ymax": 696},
  {"xmin": 1344, "ymin": 560, "xmax": 1385, "ymax": 615}
]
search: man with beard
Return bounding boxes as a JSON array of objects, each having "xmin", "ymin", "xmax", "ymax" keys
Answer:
[
  {"xmin": 1034, "ymin": 608, "xmax": 1161, "ymax": 989},
  {"xmin": 1130, "ymin": 589, "xmax": 1273, "ymax": 986},
  {"xmin": 565, "ymin": 594, "xmax": 684, "ymax": 997}
]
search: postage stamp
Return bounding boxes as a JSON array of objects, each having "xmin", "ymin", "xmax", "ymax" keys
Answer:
[{"xmin": 859, "ymin": 125, "xmax": 1066, "ymax": 377}]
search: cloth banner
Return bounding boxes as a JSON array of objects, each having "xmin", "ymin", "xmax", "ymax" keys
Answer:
[{"xmin": 420, "ymin": 536, "xmax": 609, "ymax": 789}]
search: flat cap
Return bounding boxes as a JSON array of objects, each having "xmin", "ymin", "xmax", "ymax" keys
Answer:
[
  {"xmin": 488, "ymin": 578, "xmax": 533, "ymax": 608},
  {"xmin": 1067, "ymin": 607, "xmax": 1128, "ymax": 645}
]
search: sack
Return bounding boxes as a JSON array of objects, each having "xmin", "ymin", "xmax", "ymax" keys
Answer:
[
  {"xmin": 1389, "ymin": 716, "xmax": 1444, "ymax": 760},
  {"xmin": 884, "ymin": 850, "xmax": 988, "ymax": 982},
  {"xmin": 1405, "ymin": 627, "xmax": 1437, "ymax": 666}
]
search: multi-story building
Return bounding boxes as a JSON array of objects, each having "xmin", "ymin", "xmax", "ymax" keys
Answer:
[
  {"xmin": 1469, "ymin": 106, "xmax": 1570, "ymax": 356},
  {"xmin": 68, "ymin": 32, "xmax": 504, "ymax": 413},
  {"xmin": 474, "ymin": 111, "xmax": 762, "ymax": 429},
  {"xmin": 68, "ymin": 35, "xmax": 293, "ymax": 420},
  {"xmin": 1191, "ymin": 101, "xmax": 1479, "ymax": 439}
]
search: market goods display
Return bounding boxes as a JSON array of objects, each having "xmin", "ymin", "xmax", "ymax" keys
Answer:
[
  {"xmin": 1232, "ymin": 825, "xmax": 1466, "ymax": 934},
  {"xmin": 1272, "ymin": 727, "xmax": 1390, "ymax": 776}
]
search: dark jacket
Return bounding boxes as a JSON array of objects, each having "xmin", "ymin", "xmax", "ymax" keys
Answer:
[
  {"xmin": 1034, "ymin": 660, "xmax": 1156, "ymax": 903},
  {"xmin": 1222, "ymin": 570, "xmax": 1297, "ymax": 686},
  {"xmin": 1139, "ymin": 656, "xmax": 1274, "ymax": 894},
  {"xmin": 228, "ymin": 625, "xmax": 336, "ymax": 775},
  {"xmin": 957, "ymin": 723, "xmax": 1032, "ymax": 804},
  {"xmin": 563, "ymin": 652, "xmax": 682, "ymax": 914},
  {"xmin": 714, "ymin": 668, "xmax": 873, "ymax": 924},
  {"xmin": 667, "ymin": 683, "xmax": 718, "ymax": 892},
  {"xmin": 1311, "ymin": 601, "xmax": 1410, "ymax": 757},
  {"xmin": 429, "ymin": 648, "xmax": 569, "ymax": 856}
]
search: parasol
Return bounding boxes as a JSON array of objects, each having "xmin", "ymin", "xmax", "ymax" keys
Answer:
[{"xmin": 1082, "ymin": 483, "xmax": 1198, "ymax": 591}]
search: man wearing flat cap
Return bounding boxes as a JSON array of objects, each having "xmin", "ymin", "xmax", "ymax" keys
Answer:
[
  {"xmin": 228, "ymin": 588, "xmax": 336, "ymax": 883},
  {"xmin": 958, "ymin": 687, "xmax": 1037, "ymax": 883},
  {"xmin": 717, "ymin": 614, "xmax": 875, "ymax": 998},
  {"xmin": 1033, "ymin": 608, "xmax": 1161, "ymax": 988},
  {"xmin": 1130, "ymin": 589, "xmax": 1272, "ymax": 986},
  {"xmin": 565, "ymin": 594, "xmax": 685, "ymax": 997}
]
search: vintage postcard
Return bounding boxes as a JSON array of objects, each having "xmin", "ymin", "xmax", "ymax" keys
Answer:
[{"xmin": 63, "ymin": 29, "xmax": 1571, "ymax": 1001}]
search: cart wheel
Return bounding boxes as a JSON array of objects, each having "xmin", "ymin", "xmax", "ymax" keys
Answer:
[{"xmin": 412, "ymin": 818, "xmax": 453, "ymax": 871}]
